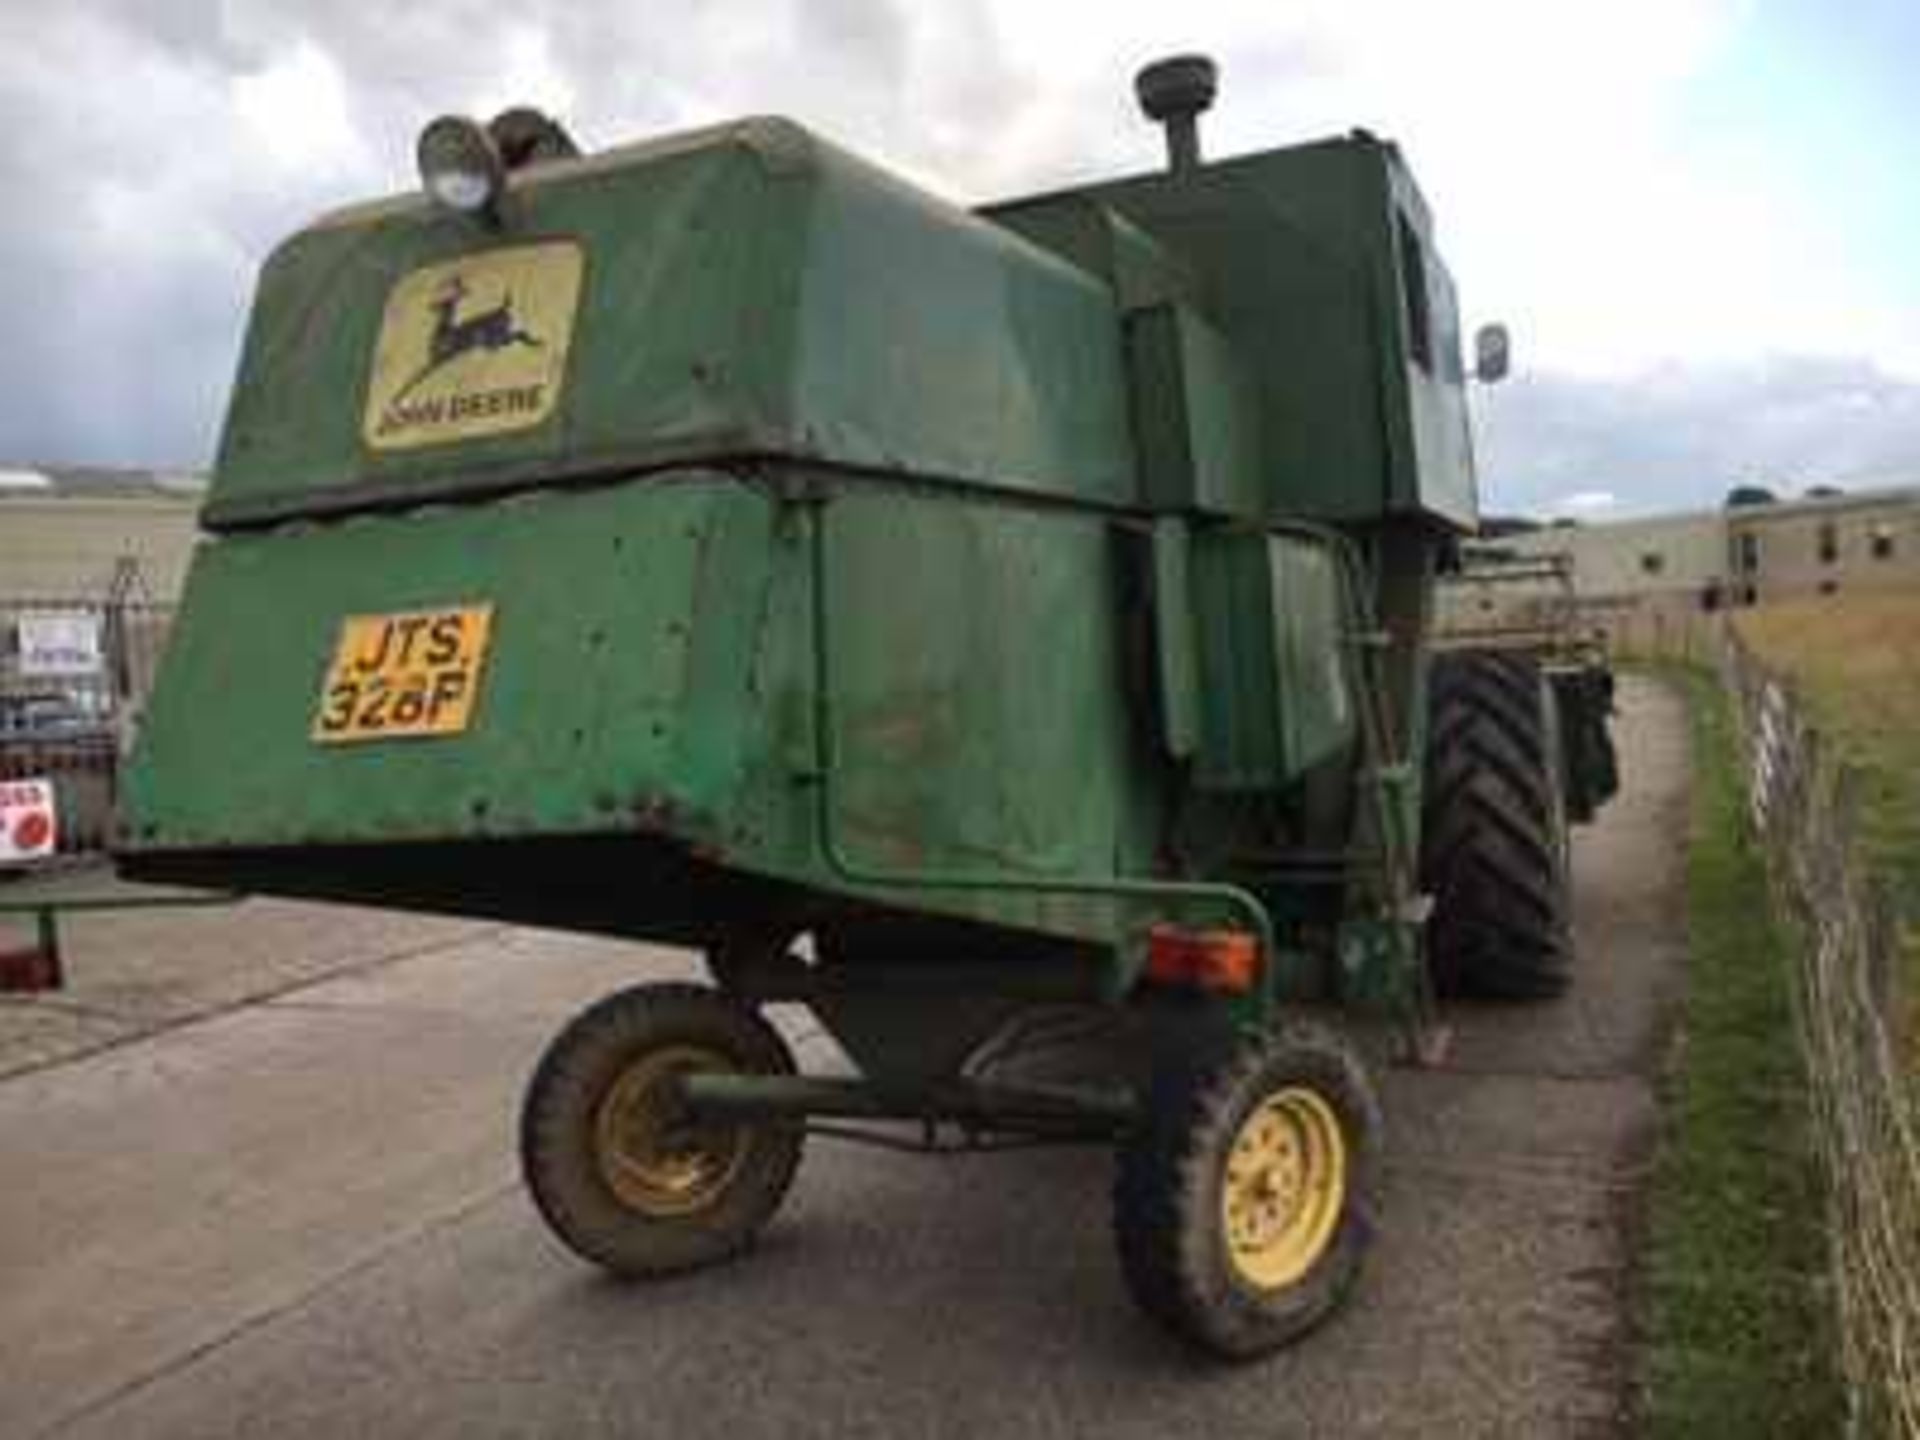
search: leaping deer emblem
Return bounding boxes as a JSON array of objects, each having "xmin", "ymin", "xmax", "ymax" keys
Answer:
[{"xmin": 391, "ymin": 274, "xmax": 543, "ymax": 402}]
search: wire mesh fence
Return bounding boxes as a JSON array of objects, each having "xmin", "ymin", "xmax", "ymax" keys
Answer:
[
  {"xmin": 1717, "ymin": 624, "xmax": 1920, "ymax": 1437},
  {"xmin": 1620, "ymin": 607, "xmax": 1920, "ymax": 1434},
  {"xmin": 1, "ymin": 598, "xmax": 174, "ymax": 858}
]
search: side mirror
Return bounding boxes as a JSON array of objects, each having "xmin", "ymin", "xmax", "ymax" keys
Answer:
[{"xmin": 1474, "ymin": 323, "xmax": 1511, "ymax": 384}]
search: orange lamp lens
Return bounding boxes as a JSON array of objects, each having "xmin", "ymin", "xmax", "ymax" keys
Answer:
[{"xmin": 1144, "ymin": 924, "xmax": 1260, "ymax": 993}]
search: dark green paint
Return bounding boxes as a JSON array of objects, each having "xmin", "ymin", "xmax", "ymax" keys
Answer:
[
  {"xmin": 210, "ymin": 120, "xmax": 1133, "ymax": 529},
  {"xmin": 1125, "ymin": 304, "xmax": 1265, "ymax": 515},
  {"xmin": 988, "ymin": 134, "xmax": 1480, "ymax": 528},
  {"xmin": 1150, "ymin": 519, "xmax": 1201, "ymax": 760},
  {"xmin": 123, "ymin": 110, "xmax": 1497, "ymax": 1061},
  {"xmin": 127, "ymin": 477, "xmax": 774, "ymax": 849},
  {"xmin": 1187, "ymin": 529, "xmax": 1355, "ymax": 791}
]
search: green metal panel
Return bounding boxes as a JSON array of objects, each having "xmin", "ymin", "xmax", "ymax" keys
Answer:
[
  {"xmin": 1150, "ymin": 519, "xmax": 1200, "ymax": 759},
  {"xmin": 1268, "ymin": 538, "xmax": 1355, "ymax": 773},
  {"xmin": 207, "ymin": 119, "xmax": 1136, "ymax": 530},
  {"xmin": 1190, "ymin": 529, "xmax": 1282, "ymax": 788},
  {"xmin": 986, "ymin": 134, "xmax": 1480, "ymax": 531},
  {"xmin": 973, "ymin": 198, "xmax": 1193, "ymax": 313},
  {"xmin": 817, "ymin": 487, "xmax": 1162, "ymax": 935},
  {"xmin": 785, "ymin": 160, "xmax": 1134, "ymax": 498},
  {"xmin": 1187, "ymin": 528, "xmax": 1355, "ymax": 791},
  {"xmin": 121, "ymin": 468, "xmax": 1180, "ymax": 951},
  {"xmin": 122, "ymin": 475, "xmax": 782, "ymax": 850},
  {"xmin": 1125, "ymin": 303, "xmax": 1264, "ymax": 516},
  {"xmin": 1385, "ymin": 162, "xmax": 1480, "ymax": 528}
]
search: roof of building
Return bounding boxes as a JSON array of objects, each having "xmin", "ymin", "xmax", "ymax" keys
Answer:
[
  {"xmin": 1512, "ymin": 482, "xmax": 1920, "ymax": 538},
  {"xmin": 0, "ymin": 465, "xmax": 207, "ymax": 502},
  {"xmin": 1723, "ymin": 482, "xmax": 1919, "ymax": 523}
]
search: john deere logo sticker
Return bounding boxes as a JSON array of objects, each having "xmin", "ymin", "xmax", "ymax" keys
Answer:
[{"xmin": 362, "ymin": 242, "xmax": 582, "ymax": 450}]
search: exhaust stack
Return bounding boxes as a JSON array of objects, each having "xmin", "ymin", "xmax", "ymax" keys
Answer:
[{"xmin": 1135, "ymin": 54, "xmax": 1218, "ymax": 175}]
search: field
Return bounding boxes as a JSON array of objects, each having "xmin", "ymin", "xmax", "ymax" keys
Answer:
[{"xmin": 1734, "ymin": 591, "xmax": 1920, "ymax": 1027}]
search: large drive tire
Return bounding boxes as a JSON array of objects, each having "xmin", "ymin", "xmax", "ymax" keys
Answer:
[
  {"xmin": 520, "ymin": 982, "xmax": 803, "ymax": 1277},
  {"xmin": 1420, "ymin": 650, "xmax": 1574, "ymax": 998},
  {"xmin": 1113, "ymin": 1020, "xmax": 1383, "ymax": 1359}
]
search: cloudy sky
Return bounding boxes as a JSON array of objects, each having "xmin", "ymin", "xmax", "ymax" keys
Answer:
[{"xmin": 1, "ymin": 0, "xmax": 1914, "ymax": 518}]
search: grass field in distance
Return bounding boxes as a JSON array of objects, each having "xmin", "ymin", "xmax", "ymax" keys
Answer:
[{"xmin": 1734, "ymin": 590, "xmax": 1920, "ymax": 1037}]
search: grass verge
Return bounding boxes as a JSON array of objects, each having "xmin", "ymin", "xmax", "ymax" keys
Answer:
[
  {"xmin": 1638, "ymin": 665, "xmax": 1840, "ymax": 1437},
  {"xmin": 1735, "ymin": 594, "xmax": 1920, "ymax": 1037}
]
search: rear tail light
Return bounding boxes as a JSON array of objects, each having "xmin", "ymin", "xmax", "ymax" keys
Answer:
[{"xmin": 1143, "ymin": 924, "xmax": 1260, "ymax": 994}]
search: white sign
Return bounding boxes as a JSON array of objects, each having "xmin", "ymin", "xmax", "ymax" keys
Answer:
[
  {"xmin": 0, "ymin": 778, "xmax": 57, "ymax": 864},
  {"xmin": 17, "ymin": 612, "xmax": 102, "ymax": 678}
]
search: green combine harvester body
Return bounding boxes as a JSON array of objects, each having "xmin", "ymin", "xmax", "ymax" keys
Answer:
[{"xmin": 118, "ymin": 64, "xmax": 1616, "ymax": 1356}]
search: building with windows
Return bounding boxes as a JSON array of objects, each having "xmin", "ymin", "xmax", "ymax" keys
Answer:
[
  {"xmin": 0, "ymin": 466, "xmax": 204, "ymax": 853},
  {"xmin": 1722, "ymin": 487, "xmax": 1917, "ymax": 604},
  {"xmin": 0, "ymin": 465, "xmax": 204, "ymax": 602},
  {"xmin": 1501, "ymin": 484, "xmax": 1919, "ymax": 611},
  {"xmin": 0, "ymin": 464, "xmax": 203, "ymax": 721}
]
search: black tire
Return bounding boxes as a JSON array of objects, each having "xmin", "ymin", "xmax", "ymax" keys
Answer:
[
  {"xmin": 1113, "ymin": 1020, "xmax": 1383, "ymax": 1359},
  {"xmin": 1420, "ymin": 650, "xmax": 1574, "ymax": 999},
  {"xmin": 520, "ymin": 982, "xmax": 803, "ymax": 1277}
]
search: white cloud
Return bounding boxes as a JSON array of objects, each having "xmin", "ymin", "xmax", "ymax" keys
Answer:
[
  {"xmin": 492, "ymin": 24, "xmax": 577, "ymax": 121},
  {"xmin": 231, "ymin": 41, "xmax": 366, "ymax": 175},
  {"xmin": 1556, "ymin": 491, "xmax": 1620, "ymax": 516},
  {"xmin": 0, "ymin": 0, "xmax": 1915, "ymax": 502},
  {"xmin": 1477, "ymin": 355, "xmax": 1920, "ymax": 516}
]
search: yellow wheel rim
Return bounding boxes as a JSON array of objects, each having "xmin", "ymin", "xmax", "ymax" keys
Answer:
[
  {"xmin": 1220, "ymin": 1086, "xmax": 1348, "ymax": 1292},
  {"xmin": 593, "ymin": 1044, "xmax": 748, "ymax": 1218}
]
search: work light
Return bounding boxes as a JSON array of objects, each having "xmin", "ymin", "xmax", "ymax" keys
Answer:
[{"xmin": 417, "ymin": 115, "xmax": 505, "ymax": 220}]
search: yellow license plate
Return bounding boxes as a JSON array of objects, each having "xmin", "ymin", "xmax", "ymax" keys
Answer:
[{"xmin": 311, "ymin": 604, "xmax": 494, "ymax": 744}]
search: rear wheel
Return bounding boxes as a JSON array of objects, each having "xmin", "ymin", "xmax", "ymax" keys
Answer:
[
  {"xmin": 1113, "ymin": 1020, "xmax": 1382, "ymax": 1359},
  {"xmin": 1420, "ymin": 650, "xmax": 1574, "ymax": 998},
  {"xmin": 520, "ymin": 982, "xmax": 803, "ymax": 1276}
]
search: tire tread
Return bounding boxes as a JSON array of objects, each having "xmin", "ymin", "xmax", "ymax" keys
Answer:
[{"xmin": 1420, "ymin": 651, "xmax": 1574, "ymax": 998}]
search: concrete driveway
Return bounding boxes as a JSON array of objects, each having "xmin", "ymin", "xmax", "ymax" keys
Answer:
[{"xmin": 0, "ymin": 676, "xmax": 1686, "ymax": 1439}]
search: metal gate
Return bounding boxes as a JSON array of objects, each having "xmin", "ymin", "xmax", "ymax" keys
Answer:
[{"xmin": 1, "ymin": 597, "xmax": 173, "ymax": 859}]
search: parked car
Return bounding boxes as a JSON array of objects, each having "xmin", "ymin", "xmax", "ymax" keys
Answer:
[{"xmin": 0, "ymin": 691, "xmax": 112, "ymax": 741}]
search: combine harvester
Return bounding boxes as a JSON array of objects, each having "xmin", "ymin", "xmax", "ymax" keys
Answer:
[{"xmin": 120, "ymin": 58, "xmax": 1617, "ymax": 1356}]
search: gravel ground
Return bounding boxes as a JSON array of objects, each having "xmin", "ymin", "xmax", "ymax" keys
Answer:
[
  {"xmin": 0, "ymin": 877, "xmax": 496, "ymax": 1079},
  {"xmin": 0, "ymin": 675, "xmax": 1687, "ymax": 1440}
]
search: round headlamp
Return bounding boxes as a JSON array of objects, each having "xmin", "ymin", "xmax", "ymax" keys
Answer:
[{"xmin": 417, "ymin": 115, "xmax": 504, "ymax": 219}]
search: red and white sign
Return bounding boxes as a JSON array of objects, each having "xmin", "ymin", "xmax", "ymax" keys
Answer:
[{"xmin": 0, "ymin": 778, "xmax": 57, "ymax": 864}]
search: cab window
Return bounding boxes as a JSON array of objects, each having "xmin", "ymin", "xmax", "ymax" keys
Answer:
[{"xmin": 1397, "ymin": 213, "xmax": 1433, "ymax": 373}]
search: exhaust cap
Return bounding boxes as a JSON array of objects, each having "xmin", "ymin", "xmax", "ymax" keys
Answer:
[{"xmin": 1135, "ymin": 54, "xmax": 1218, "ymax": 174}]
